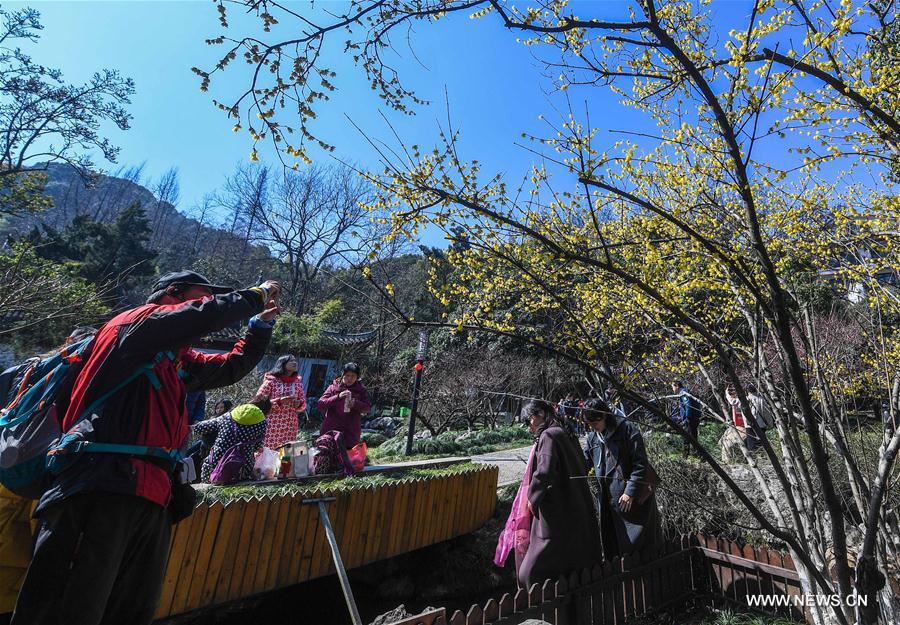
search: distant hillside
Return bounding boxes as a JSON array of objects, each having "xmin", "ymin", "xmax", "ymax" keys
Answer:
[{"xmin": 2, "ymin": 163, "xmax": 273, "ymax": 286}]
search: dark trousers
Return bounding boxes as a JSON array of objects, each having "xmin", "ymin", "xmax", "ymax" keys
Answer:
[
  {"xmin": 599, "ymin": 482, "xmax": 619, "ymax": 560},
  {"xmin": 745, "ymin": 429, "xmax": 759, "ymax": 452},
  {"xmin": 682, "ymin": 418, "xmax": 700, "ymax": 456},
  {"xmin": 12, "ymin": 492, "xmax": 170, "ymax": 625}
]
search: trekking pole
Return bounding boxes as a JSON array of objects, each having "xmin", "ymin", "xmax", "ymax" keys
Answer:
[{"xmin": 302, "ymin": 497, "xmax": 363, "ymax": 625}]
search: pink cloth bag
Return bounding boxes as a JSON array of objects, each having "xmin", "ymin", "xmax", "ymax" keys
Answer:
[{"xmin": 494, "ymin": 445, "xmax": 536, "ymax": 574}]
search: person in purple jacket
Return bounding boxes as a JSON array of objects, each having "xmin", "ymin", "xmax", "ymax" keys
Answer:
[{"xmin": 316, "ymin": 362, "xmax": 372, "ymax": 448}]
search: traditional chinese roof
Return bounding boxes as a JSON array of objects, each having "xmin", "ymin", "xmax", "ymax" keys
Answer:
[
  {"xmin": 321, "ymin": 329, "xmax": 377, "ymax": 346},
  {"xmin": 196, "ymin": 324, "xmax": 244, "ymax": 350},
  {"xmin": 204, "ymin": 326, "xmax": 243, "ymax": 342}
]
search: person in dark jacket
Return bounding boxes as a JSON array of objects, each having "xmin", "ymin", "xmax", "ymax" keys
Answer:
[
  {"xmin": 583, "ymin": 398, "xmax": 660, "ymax": 559},
  {"xmin": 189, "ymin": 397, "xmax": 234, "ymax": 476},
  {"xmin": 670, "ymin": 380, "xmax": 700, "ymax": 457},
  {"xmin": 316, "ymin": 363, "xmax": 371, "ymax": 448},
  {"xmin": 518, "ymin": 400, "xmax": 602, "ymax": 589},
  {"xmin": 194, "ymin": 395, "xmax": 271, "ymax": 483},
  {"xmin": 12, "ymin": 270, "xmax": 281, "ymax": 625},
  {"xmin": 185, "ymin": 390, "xmax": 207, "ymax": 425},
  {"xmin": 559, "ymin": 393, "xmax": 584, "ymax": 436}
]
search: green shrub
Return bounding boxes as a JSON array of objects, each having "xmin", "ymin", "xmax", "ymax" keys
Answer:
[
  {"xmin": 361, "ymin": 432, "xmax": 388, "ymax": 448},
  {"xmin": 642, "ymin": 418, "xmax": 894, "ymax": 547},
  {"xmin": 370, "ymin": 425, "xmax": 532, "ymax": 462},
  {"xmin": 697, "ymin": 420, "xmax": 727, "ymax": 451}
]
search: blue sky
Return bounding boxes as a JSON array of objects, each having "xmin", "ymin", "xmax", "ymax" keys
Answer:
[
  {"xmin": 17, "ymin": 0, "xmax": 594, "ymax": 239},
  {"xmin": 13, "ymin": 1, "xmax": 872, "ymax": 246}
]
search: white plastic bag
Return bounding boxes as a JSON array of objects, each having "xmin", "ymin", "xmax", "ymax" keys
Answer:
[{"xmin": 253, "ymin": 447, "xmax": 279, "ymax": 480}]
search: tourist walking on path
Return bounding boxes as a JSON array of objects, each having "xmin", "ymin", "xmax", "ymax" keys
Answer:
[
  {"xmin": 12, "ymin": 271, "xmax": 281, "ymax": 625},
  {"xmin": 258, "ymin": 354, "xmax": 307, "ymax": 450},
  {"xmin": 746, "ymin": 383, "xmax": 774, "ymax": 446},
  {"xmin": 725, "ymin": 384, "xmax": 754, "ymax": 452},
  {"xmin": 194, "ymin": 395, "xmax": 271, "ymax": 483},
  {"xmin": 670, "ymin": 380, "xmax": 701, "ymax": 457},
  {"xmin": 316, "ymin": 363, "xmax": 371, "ymax": 448},
  {"xmin": 514, "ymin": 400, "xmax": 601, "ymax": 589},
  {"xmin": 583, "ymin": 398, "xmax": 660, "ymax": 559},
  {"xmin": 559, "ymin": 393, "xmax": 584, "ymax": 436}
]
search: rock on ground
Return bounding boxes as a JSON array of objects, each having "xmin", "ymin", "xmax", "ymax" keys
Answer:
[{"xmin": 369, "ymin": 604, "xmax": 438, "ymax": 625}]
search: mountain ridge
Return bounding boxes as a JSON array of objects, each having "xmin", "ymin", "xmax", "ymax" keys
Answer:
[{"xmin": 2, "ymin": 163, "xmax": 273, "ymax": 286}]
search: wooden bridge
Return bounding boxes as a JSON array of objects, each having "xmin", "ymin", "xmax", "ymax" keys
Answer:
[{"xmin": 0, "ymin": 462, "xmax": 500, "ymax": 621}]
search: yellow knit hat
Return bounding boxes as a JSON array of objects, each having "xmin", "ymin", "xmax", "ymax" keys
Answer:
[{"xmin": 230, "ymin": 404, "xmax": 266, "ymax": 425}]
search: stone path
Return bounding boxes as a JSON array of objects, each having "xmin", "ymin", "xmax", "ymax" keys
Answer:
[
  {"xmin": 471, "ymin": 434, "xmax": 591, "ymax": 487},
  {"xmin": 471, "ymin": 445, "xmax": 533, "ymax": 487}
]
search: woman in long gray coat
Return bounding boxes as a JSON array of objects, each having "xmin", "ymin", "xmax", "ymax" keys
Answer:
[
  {"xmin": 518, "ymin": 400, "xmax": 602, "ymax": 588},
  {"xmin": 583, "ymin": 398, "xmax": 660, "ymax": 558}
]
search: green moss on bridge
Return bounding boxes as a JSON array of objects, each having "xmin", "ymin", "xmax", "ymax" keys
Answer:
[{"xmin": 196, "ymin": 461, "xmax": 483, "ymax": 505}]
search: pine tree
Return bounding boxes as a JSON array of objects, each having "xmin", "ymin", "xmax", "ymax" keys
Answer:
[{"xmin": 24, "ymin": 202, "xmax": 156, "ymax": 291}]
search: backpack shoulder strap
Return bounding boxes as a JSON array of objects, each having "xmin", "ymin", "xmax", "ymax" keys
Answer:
[
  {"xmin": 75, "ymin": 350, "xmax": 176, "ymax": 425},
  {"xmin": 47, "ymin": 439, "xmax": 182, "ymax": 473}
]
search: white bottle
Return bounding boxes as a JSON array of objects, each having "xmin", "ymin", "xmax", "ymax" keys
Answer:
[{"xmin": 293, "ymin": 442, "xmax": 309, "ymax": 477}]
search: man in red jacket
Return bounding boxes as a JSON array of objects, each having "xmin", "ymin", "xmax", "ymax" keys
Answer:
[{"xmin": 12, "ymin": 270, "xmax": 281, "ymax": 625}]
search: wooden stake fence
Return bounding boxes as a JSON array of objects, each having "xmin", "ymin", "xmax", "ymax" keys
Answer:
[{"xmin": 387, "ymin": 534, "xmax": 850, "ymax": 625}]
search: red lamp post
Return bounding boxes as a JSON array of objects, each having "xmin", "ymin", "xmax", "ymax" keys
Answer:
[{"xmin": 405, "ymin": 331, "xmax": 430, "ymax": 456}]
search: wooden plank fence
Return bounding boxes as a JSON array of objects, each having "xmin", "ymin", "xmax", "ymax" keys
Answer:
[
  {"xmin": 150, "ymin": 463, "xmax": 498, "ymax": 620},
  {"xmin": 695, "ymin": 534, "xmax": 805, "ymax": 622},
  {"xmin": 390, "ymin": 534, "xmax": 839, "ymax": 625}
]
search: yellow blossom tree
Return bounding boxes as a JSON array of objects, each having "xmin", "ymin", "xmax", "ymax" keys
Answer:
[{"xmin": 199, "ymin": 0, "xmax": 899, "ymax": 623}]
